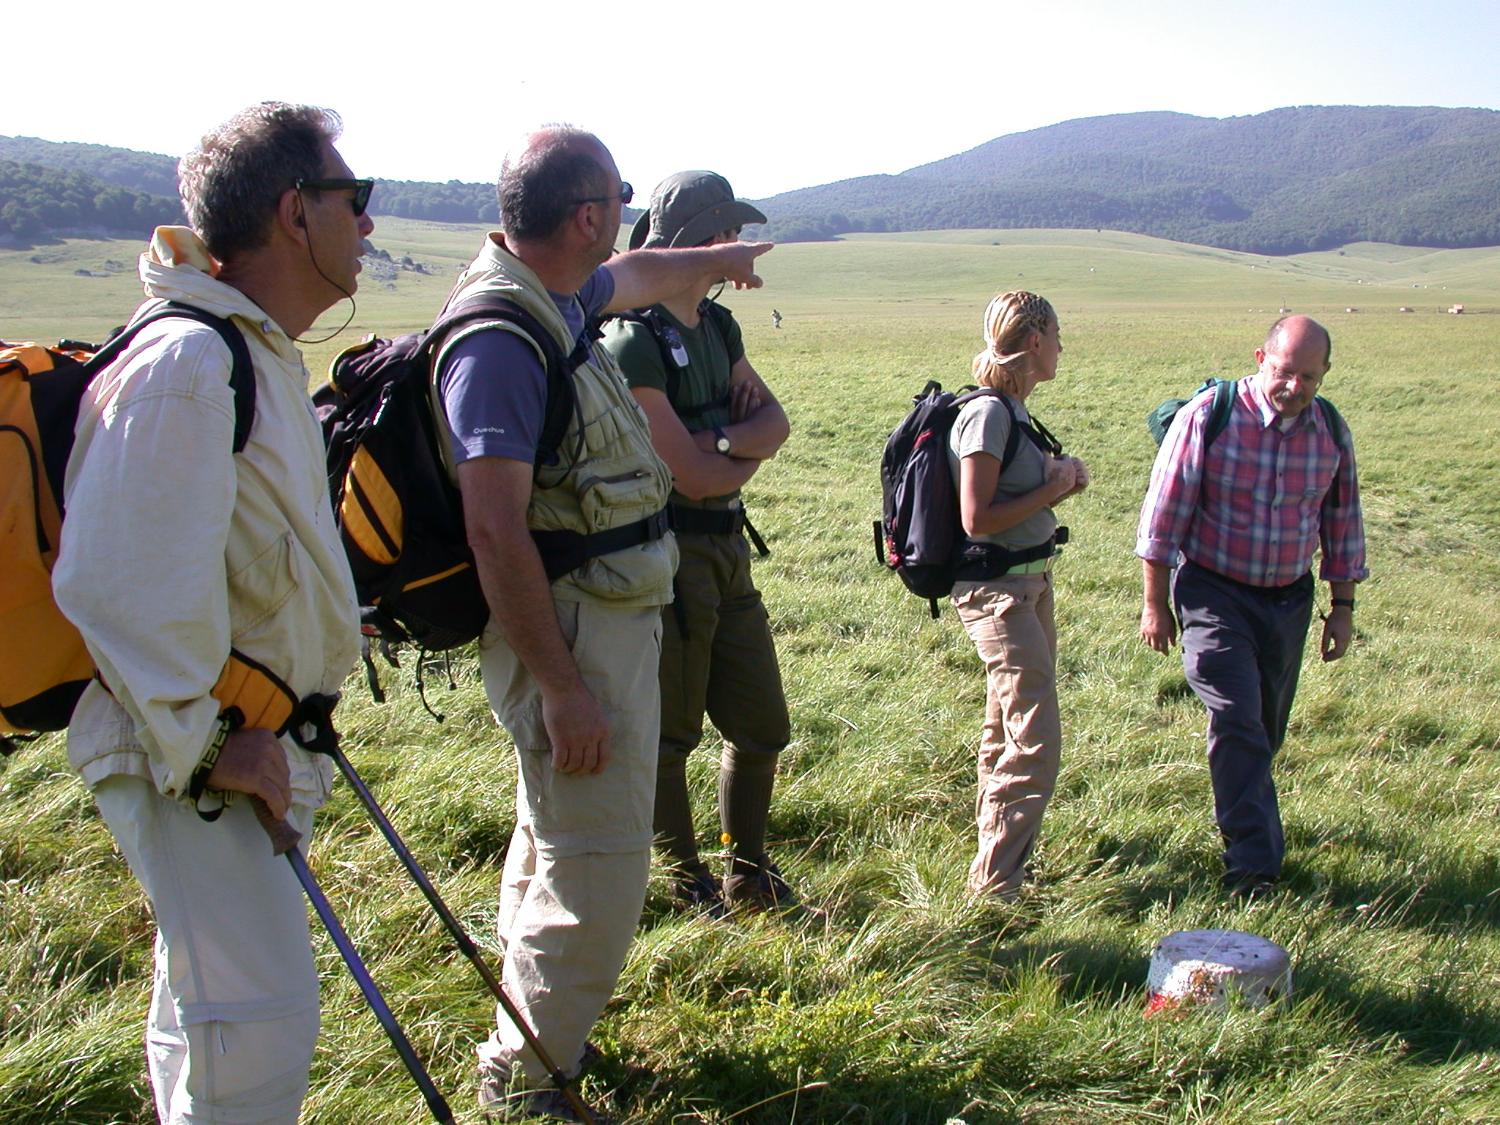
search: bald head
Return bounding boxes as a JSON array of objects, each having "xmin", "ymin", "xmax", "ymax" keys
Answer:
[
  {"xmin": 1256, "ymin": 314, "xmax": 1332, "ymax": 419},
  {"xmin": 1265, "ymin": 315, "xmax": 1331, "ymax": 368},
  {"xmin": 498, "ymin": 126, "xmax": 613, "ymax": 242}
]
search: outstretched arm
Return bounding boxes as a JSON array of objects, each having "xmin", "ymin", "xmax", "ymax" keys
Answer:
[{"xmin": 604, "ymin": 242, "xmax": 772, "ymax": 312}]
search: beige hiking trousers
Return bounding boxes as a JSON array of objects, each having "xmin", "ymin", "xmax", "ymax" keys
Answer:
[
  {"xmin": 92, "ymin": 776, "xmax": 319, "ymax": 1124},
  {"xmin": 476, "ymin": 600, "xmax": 662, "ymax": 1084},
  {"xmin": 952, "ymin": 572, "xmax": 1062, "ymax": 897}
]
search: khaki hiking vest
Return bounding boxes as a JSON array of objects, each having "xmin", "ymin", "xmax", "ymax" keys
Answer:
[{"xmin": 438, "ymin": 238, "xmax": 677, "ymax": 607}]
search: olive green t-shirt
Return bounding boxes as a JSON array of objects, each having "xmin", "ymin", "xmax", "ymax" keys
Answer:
[{"xmin": 601, "ymin": 303, "xmax": 746, "ymax": 506}]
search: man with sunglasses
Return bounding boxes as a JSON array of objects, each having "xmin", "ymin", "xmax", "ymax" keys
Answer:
[
  {"xmin": 54, "ymin": 103, "xmax": 372, "ymax": 1123},
  {"xmin": 432, "ymin": 126, "xmax": 771, "ymax": 1121}
]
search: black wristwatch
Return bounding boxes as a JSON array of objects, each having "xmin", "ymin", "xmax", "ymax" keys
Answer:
[
  {"xmin": 1331, "ymin": 597, "xmax": 1356, "ymax": 612},
  {"xmin": 712, "ymin": 425, "xmax": 731, "ymax": 455}
]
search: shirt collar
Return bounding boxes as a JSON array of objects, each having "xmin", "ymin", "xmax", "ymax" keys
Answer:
[{"xmin": 1244, "ymin": 375, "xmax": 1317, "ymax": 433}]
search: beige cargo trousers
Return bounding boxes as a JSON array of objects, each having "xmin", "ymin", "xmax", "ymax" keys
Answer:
[{"xmin": 475, "ymin": 600, "xmax": 662, "ymax": 1085}]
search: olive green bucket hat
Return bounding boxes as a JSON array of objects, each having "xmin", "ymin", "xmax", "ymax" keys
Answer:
[{"xmin": 628, "ymin": 171, "xmax": 768, "ymax": 250}]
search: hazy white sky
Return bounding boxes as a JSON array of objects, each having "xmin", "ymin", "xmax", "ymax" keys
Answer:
[{"xmin": 6, "ymin": 0, "xmax": 1498, "ymax": 200}]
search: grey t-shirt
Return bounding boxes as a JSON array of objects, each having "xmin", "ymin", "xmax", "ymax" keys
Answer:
[
  {"xmin": 947, "ymin": 393, "xmax": 1058, "ymax": 551},
  {"xmin": 436, "ymin": 268, "xmax": 615, "ymax": 465}
]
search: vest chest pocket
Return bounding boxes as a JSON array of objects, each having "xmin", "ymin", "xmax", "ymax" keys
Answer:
[
  {"xmin": 577, "ymin": 467, "xmax": 661, "ymax": 532},
  {"xmin": 226, "ymin": 531, "xmax": 301, "ymax": 636},
  {"xmin": 568, "ymin": 395, "xmax": 668, "ymax": 531}
]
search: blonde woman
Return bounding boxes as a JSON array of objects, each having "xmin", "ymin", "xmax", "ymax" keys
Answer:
[{"xmin": 948, "ymin": 291, "xmax": 1089, "ymax": 897}]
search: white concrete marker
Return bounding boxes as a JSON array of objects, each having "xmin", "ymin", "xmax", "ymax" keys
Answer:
[{"xmin": 1145, "ymin": 929, "xmax": 1291, "ymax": 1014}]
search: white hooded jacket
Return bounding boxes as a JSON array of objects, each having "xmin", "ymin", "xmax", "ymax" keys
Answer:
[{"xmin": 55, "ymin": 227, "xmax": 360, "ymax": 805}]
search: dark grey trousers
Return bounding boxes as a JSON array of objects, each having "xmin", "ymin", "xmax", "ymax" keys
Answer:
[{"xmin": 1172, "ymin": 560, "xmax": 1314, "ymax": 881}]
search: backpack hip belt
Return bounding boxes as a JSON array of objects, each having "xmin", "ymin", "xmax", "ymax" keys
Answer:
[
  {"xmin": 667, "ymin": 503, "xmax": 770, "ymax": 557},
  {"xmin": 531, "ymin": 507, "xmax": 671, "ymax": 583},
  {"xmin": 668, "ymin": 503, "xmax": 745, "ymax": 536},
  {"xmin": 954, "ymin": 526, "xmax": 1069, "ymax": 582}
]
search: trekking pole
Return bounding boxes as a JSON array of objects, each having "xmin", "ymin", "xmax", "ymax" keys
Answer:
[
  {"xmin": 251, "ymin": 802, "xmax": 455, "ymax": 1125},
  {"xmin": 307, "ymin": 733, "xmax": 597, "ymax": 1125}
]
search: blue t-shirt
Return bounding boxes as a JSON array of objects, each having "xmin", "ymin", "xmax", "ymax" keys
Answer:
[{"xmin": 437, "ymin": 267, "xmax": 615, "ymax": 465}]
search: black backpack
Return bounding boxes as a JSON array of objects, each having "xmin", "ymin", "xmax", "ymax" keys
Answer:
[
  {"xmin": 874, "ymin": 381, "xmax": 1059, "ymax": 617},
  {"xmin": 1, "ymin": 304, "xmax": 252, "ymax": 753},
  {"xmin": 315, "ymin": 295, "xmax": 585, "ymax": 658},
  {"xmin": 1147, "ymin": 377, "xmax": 1347, "ymax": 507}
]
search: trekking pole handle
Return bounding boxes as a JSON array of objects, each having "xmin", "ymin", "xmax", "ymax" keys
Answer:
[{"xmin": 251, "ymin": 797, "xmax": 303, "ymax": 856}]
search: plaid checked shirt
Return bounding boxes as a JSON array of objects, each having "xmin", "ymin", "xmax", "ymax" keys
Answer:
[{"xmin": 1136, "ymin": 377, "xmax": 1368, "ymax": 586}]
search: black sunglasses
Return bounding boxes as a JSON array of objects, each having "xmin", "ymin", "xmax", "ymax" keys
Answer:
[
  {"xmin": 573, "ymin": 181, "xmax": 633, "ymax": 207},
  {"xmin": 295, "ymin": 177, "xmax": 375, "ymax": 217}
]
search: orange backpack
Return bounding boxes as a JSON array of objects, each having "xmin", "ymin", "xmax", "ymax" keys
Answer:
[{"xmin": 0, "ymin": 304, "xmax": 254, "ymax": 753}]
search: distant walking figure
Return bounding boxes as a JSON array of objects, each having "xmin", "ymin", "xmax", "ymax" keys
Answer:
[
  {"xmin": 950, "ymin": 291, "xmax": 1088, "ymax": 898},
  {"xmin": 772, "ymin": 308, "xmax": 782, "ymax": 329},
  {"xmin": 1137, "ymin": 315, "xmax": 1367, "ymax": 900}
]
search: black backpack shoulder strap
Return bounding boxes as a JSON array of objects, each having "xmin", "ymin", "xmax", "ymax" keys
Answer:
[
  {"xmin": 951, "ymin": 387, "xmax": 1023, "ymax": 470},
  {"xmin": 699, "ymin": 298, "xmax": 736, "ymax": 342},
  {"xmin": 1203, "ymin": 378, "xmax": 1236, "ymax": 451},
  {"xmin": 1315, "ymin": 395, "xmax": 1345, "ymax": 449},
  {"xmin": 611, "ymin": 306, "xmax": 682, "ymax": 406},
  {"xmin": 93, "ymin": 302, "xmax": 256, "ymax": 452},
  {"xmin": 431, "ymin": 293, "xmax": 585, "ymax": 468},
  {"xmin": 1315, "ymin": 395, "xmax": 1347, "ymax": 509},
  {"xmin": 996, "ymin": 392, "xmax": 1023, "ymax": 471}
]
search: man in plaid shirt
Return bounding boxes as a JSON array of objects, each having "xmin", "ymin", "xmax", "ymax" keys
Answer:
[{"xmin": 1136, "ymin": 315, "xmax": 1367, "ymax": 898}]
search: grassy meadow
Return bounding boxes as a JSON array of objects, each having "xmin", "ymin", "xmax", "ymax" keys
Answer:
[{"xmin": 3, "ymin": 223, "xmax": 1499, "ymax": 1123}]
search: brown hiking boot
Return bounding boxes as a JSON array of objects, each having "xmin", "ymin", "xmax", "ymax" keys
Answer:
[
  {"xmin": 673, "ymin": 862, "xmax": 729, "ymax": 918},
  {"xmin": 723, "ymin": 854, "xmax": 799, "ymax": 915},
  {"xmin": 477, "ymin": 1053, "xmax": 614, "ymax": 1123}
]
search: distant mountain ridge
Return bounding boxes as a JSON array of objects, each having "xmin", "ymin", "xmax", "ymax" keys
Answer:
[
  {"xmin": 755, "ymin": 106, "xmax": 1500, "ymax": 252},
  {"xmin": 5, "ymin": 105, "xmax": 1499, "ymax": 252}
]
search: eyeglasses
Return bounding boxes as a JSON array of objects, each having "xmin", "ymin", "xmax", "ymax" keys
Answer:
[
  {"xmin": 573, "ymin": 181, "xmax": 633, "ymax": 207},
  {"xmin": 295, "ymin": 178, "xmax": 375, "ymax": 217}
]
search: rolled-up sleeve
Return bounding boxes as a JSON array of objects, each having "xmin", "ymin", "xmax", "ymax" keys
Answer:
[
  {"xmin": 54, "ymin": 325, "xmax": 237, "ymax": 798},
  {"xmin": 1318, "ymin": 429, "xmax": 1368, "ymax": 582}
]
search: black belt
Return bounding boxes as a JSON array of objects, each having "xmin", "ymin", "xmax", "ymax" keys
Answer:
[
  {"xmin": 953, "ymin": 526, "xmax": 1068, "ymax": 581},
  {"xmin": 532, "ymin": 508, "xmax": 671, "ymax": 582},
  {"xmin": 1180, "ymin": 557, "xmax": 1313, "ymax": 598},
  {"xmin": 668, "ymin": 503, "xmax": 769, "ymax": 557}
]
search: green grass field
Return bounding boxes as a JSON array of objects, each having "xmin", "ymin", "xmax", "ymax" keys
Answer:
[{"xmin": 3, "ymin": 224, "xmax": 1499, "ymax": 1123}]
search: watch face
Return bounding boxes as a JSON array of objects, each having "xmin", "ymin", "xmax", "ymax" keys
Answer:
[{"xmin": 716, "ymin": 436, "xmax": 731, "ymax": 454}]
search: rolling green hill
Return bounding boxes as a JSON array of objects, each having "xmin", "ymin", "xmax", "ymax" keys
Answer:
[
  {"xmin": 0, "ymin": 137, "xmax": 637, "ymax": 244},
  {"xmin": 756, "ymin": 106, "xmax": 1500, "ymax": 252},
  {"xmin": 7, "ymin": 104, "xmax": 1500, "ymax": 253}
]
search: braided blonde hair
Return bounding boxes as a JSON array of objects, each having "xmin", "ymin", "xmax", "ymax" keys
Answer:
[{"xmin": 972, "ymin": 290, "xmax": 1056, "ymax": 394}]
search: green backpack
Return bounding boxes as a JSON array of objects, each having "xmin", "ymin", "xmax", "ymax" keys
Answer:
[{"xmin": 1147, "ymin": 377, "xmax": 1347, "ymax": 507}]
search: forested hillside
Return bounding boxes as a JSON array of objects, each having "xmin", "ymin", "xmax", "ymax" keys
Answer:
[
  {"xmin": 0, "ymin": 160, "xmax": 181, "ymax": 241},
  {"xmin": 757, "ymin": 106, "xmax": 1500, "ymax": 251},
  {"xmin": 0, "ymin": 137, "xmax": 635, "ymax": 242},
  {"xmin": 6, "ymin": 104, "xmax": 1499, "ymax": 252}
]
